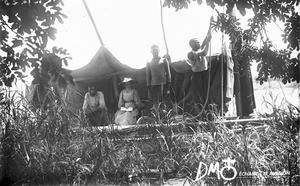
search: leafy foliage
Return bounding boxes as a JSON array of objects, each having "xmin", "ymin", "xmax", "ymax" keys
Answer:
[
  {"xmin": 163, "ymin": 0, "xmax": 300, "ymax": 84},
  {"xmin": 28, "ymin": 47, "xmax": 73, "ymax": 111},
  {"xmin": 0, "ymin": 0, "xmax": 72, "ymax": 89}
]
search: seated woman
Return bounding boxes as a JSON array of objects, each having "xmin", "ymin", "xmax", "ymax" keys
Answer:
[{"xmin": 115, "ymin": 77, "xmax": 141, "ymax": 125}]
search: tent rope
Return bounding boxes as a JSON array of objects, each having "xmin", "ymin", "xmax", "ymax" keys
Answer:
[
  {"xmin": 194, "ymin": 8, "xmax": 215, "ymax": 118},
  {"xmin": 159, "ymin": 0, "xmax": 179, "ymax": 107}
]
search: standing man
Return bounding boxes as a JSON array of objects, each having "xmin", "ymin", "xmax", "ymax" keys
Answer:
[
  {"xmin": 187, "ymin": 18, "xmax": 213, "ymax": 109},
  {"xmin": 146, "ymin": 44, "xmax": 171, "ymax": 108},
  {"xmin": 82, "ymin": 85, "xmax": 109, "ymax": 126}
]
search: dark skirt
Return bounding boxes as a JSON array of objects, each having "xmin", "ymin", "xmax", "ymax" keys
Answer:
[
  {"xmin": 191, "ymin": 70, "xmax": 208, "ymax": 108},
  {"xmin": 85, "ymin": 109, "xmax": 109, "ymax": 126}
]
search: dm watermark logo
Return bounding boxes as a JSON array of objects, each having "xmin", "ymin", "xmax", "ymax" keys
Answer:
[
  {"xmin": 194, "ymin": 158, "xmax": 291, "ymax": 182},
  {"xmin": 195, "ymin": 158, "xmax": 237, "ymax": 181}
]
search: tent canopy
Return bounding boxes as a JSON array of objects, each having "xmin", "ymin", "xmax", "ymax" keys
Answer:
[{"xmin": 71, "ymin": 46, "xmax": 134, "ymax": 82}]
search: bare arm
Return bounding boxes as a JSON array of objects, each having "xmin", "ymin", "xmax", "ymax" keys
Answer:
[
  {"xmin": 201, "ymin": 16, "xmax": 213, "ymax": 49},
  {"xmin": 196, "ymin": 32, "xmax": 212, "ymax": 57},
  {"xmin": 199, "ymin": 17, "xmax": 213, "ymax": 56},
  {"xmin": 200, "ymin": 37, "xmax": 211, "ymax": 56}
]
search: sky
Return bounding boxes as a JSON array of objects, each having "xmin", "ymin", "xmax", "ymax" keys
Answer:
[
  {"xmin": 52, "ymin": 0, "xmax": 212, "ymax": 70},
  {"xmin": 18, "ymin": 0, "xmax": 218, "ymax": 88},
  {"xmin": 49, "ymin": 0, "xmax": 287, "ymax": 72}
]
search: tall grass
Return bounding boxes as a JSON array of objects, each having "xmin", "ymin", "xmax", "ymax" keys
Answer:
[{"xmin": 0, "ymin": 88, "xmax": 299, "ymax": 185}]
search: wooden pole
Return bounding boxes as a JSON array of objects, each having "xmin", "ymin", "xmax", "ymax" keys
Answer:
[
  {"xmin": 82, "ymin": 0, "xmax": 104, "ymax": 46},
  {"xmin": 159, "ymin": 0, "xmax": 169, "ymax": 55},
  {"xmin": 221, "ymin": 34, "xmax": 224, "ymax": 118},
  {"xmin": 228, "ymin": 5, "xmax": 243, "ymax": 116}
]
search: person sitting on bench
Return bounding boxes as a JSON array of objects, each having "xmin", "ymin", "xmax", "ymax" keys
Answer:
[
  {"xmin": 82, "ymin": 85, "xmax": 109, "ymax": 126},
  {"xmin": 115, "ymin": 77, "xmax": 141, "ymax": 125}
]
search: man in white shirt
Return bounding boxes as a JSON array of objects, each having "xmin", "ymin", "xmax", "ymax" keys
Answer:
[{"xmin": 82, "ymin": 85, "xmax": 108, "ymax": 126}]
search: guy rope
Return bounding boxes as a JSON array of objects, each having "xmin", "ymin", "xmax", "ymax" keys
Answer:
[{"xmin": 193, "ymin": 7, "xmax": 216, "ymax": 118}]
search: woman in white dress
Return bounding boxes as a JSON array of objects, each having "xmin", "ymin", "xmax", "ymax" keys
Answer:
[{"xmin": 115, "ymin": 77, "xmax": 141, "ymax": 125}]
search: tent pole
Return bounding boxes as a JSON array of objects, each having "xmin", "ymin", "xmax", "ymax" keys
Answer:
[
  {"xmin": 221, "ymin": 33, "xmax": 224, "ymax": 118},
  {"xmin": 229, "ymin": 5, "xmax": 243, "ymax": 117},
  {"xmin": 159, "ymin": 0, "xmax": 169, "ymax": 55},
  {"xmin": 82, "ymin": 0, "xmax": 104, "ymax": 46}
]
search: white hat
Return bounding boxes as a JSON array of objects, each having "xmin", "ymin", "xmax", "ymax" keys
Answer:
[{"xmin": 122, "ymin": 77, "xmax": 134, "ymax": 83}]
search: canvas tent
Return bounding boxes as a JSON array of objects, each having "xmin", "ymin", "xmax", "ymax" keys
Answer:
[
  {"xmin": 71, "ymin": 47, "xmax": 132, "ymax": 82},
  {"xmin": 67, "ymin": 46, "xmax": 148, "ymax": 114},
  {"xmin": 67, "ymin": 46, "xmax": 256, "ymax": 117}
]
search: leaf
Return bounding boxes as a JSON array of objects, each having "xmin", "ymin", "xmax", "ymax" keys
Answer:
[
  {"xmin": 41, "ymin": 34, "xmax": 48, "ymax": 48},
  {"xmin": 0, "ymin": 30, "xmax": 9, "ymax": 42},
  {"xmin": 56, "ymin": 15, "xmax": 64, "ymax": 24},
  {"xmin": 14, "ymin": 71, "xmax": 27, "ymax": 79},
  {"xmin": 226, "ymin": 2, "xmax": 235, "ymax": 14},
  {"xmin": 59, "ymin": 0, "xmax": 64, "ymax": 6},
  {"xmin": 53, "ymin": 6, "xmax": 62, "ymax": 11},
  {"xmin": 236, "ymin": 3, "xmax": 246, "ymax": 16},
  {"xmin": 4, "ymin": 74, "xmax": 15, "ymax": 87},
  {"xmin": 282, "ymin": 78, "xmax": 287, "ymax": 84},
  {"xmin": 11, "ymin": 22, "xmax": 20, "ymax": 30},
  {"xmin": 53, "ymin": 46, "xmax": 58, "ymax": 53},
  {"xmin": 12, "ymin": 39, "xmax": 23, "ymax": 48},
  {"xmin": 35, "ymin": 4, "xmax": 47, "ymax": 21},
  {"xmin": 41, "ymin": 19, "xmax": 51, "ymax": 27},
  {"xmin": 47, "ymin": 27, "xmax": 57, "ymax": 40},
  {"xmin": 63, "ymin": 59, "xmax": 68, "ymax": 66},
  {"xmin": 59, "ymin": 13, "xmax": 68, "ymax": 19}
]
